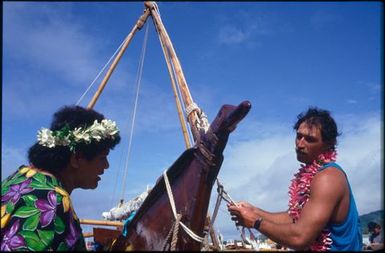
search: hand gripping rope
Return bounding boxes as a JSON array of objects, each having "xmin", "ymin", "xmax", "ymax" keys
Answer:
[{"xmin": 210, "ymin": 179, "xmax": 258, "ymax": 247}]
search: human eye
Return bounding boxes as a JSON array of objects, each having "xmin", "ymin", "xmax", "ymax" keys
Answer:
[{"xmin": 305, "ymin": 136, "xmax": 317, "ymax": 143}]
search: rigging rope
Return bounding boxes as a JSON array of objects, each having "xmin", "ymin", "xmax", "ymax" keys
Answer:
[
  {"xmin": 120, "ymin": 21, "xmax": 150, "ymax": 202},
  {"xmin": 162, "ymin": 170, "xmax": 205, "ymax": 244},
  {"xmin": 76, "ymin": 37, "xmax": 128, "ymax": 106},
  {"xmin": 209, "ymin": 178, "xmax": 258, "ymax": 248}
]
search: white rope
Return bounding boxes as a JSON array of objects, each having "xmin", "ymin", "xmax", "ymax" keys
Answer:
[
  {"xmin": 76, "ymin": 36, "xmax": 128, "ymax": 105},
  {"xmin": 120, "ymin": 22, "xmax": 150, "ymax": 201},
  {"xmin": 162, "ymin": 170, "xmax": 204, "ymax": 243},
  {"xmin": 185, "ymin": 102, "xmax": 199, "ymax": 117}
]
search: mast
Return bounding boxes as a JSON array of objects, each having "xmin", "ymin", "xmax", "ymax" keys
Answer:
[
  {"xmin": 87, "ymin": 7, "xmax": 151, "ymax": 109},
  {"xmin": 145, "ymin": 1, "xmax": 209, "ymax": 143}
]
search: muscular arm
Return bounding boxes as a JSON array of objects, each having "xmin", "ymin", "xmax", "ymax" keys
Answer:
[{"xmin": 229, "ymin": 167, "xmax": 348, "ymax": 250}]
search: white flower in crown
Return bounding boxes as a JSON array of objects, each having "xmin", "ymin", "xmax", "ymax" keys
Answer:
[
  {"xmin": 87, "ymin": 120, "xmax": 106, "ymax": 141},
  {"xmin": 37, "ymin": 119, "xmax": 119, "ymax": 150},
  {"xmin": 73, "ymin": 127, "xmax": 92, "ymax": 143},
  {"xmin": 37, "ymin": 129, "xmax": 56, "ymax": 148},
  {"xmin": 101, "ymin": 119, "xmax": 119, "ymax": 137}
]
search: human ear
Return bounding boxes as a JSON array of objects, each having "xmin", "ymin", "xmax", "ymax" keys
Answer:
[{"xmin": 69, "ymin": 152, "xmax": 82, "ymax": 169}]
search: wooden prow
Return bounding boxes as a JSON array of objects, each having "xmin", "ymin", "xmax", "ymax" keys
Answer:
[{"xmin": 111, "ymin": 100, "xmax": 251, "ymax": 250}]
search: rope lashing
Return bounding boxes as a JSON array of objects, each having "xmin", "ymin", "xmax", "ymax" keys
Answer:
[
  {"xmin": 162, "ymin": 213, "xmax": 182, "ymax": 251},
  {"xmin": 162, "ymin": 170, "xmax": 205, "ymax": 245},
  {"xmin": 185, "ymin": 102, "xmax": 199, "ymax": 117},
  {"xmin": 171, "ymin": 214, "xmax": 182, "ymax": 250},
  {"xmin": 185, "ymin": 103, "xmax": 210, "ymax": 132}
]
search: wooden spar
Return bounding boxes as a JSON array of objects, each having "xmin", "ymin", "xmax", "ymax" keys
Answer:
[
  {"xmin": 80, "ymin": 219, "xmax": 123, "ymax": 227},
  {"xmin": 151, "ymin": 11, "xmax": 192, "ymax": 149},
  {"xmin": 145, "ymin": 1, "xmax": 202, "ymax": 142},
  {"xmin": 83, "ymin": 232, "xmax": 94, "ymax": 238},
  {"xmin": 206, "ymin": 215, "xmax": 220, "ymax": 250},
  {"xmin": 87, "ymin": 7, "xmax": 151, "ymax": 109}
]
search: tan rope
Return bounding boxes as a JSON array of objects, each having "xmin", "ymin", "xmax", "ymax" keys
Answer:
[
  {"xmin": 162, "ymin": 221, "xmax": 175, "ymax": 251},
  {"xmin": 162, "ymin": 170, "xmax": 204, "ymax": 243},
  {"xmin": 170, "ymin": 214, "xmax": 182, "ymax": 250}
]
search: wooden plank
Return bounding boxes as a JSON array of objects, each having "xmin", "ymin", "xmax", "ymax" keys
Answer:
[{"xmin": 93, "ymin": 227, "xmax": 122, "ymax": 249}]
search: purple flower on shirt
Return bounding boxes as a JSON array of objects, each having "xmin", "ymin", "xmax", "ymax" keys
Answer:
[
  {"xmin": 65, "ymin": 215, "xmax": 80, "ymax": 248},
  {"xmin": 2, "ymin": 179, "xmax": 33, "ymax": 204},
  {"xmin": 0, "ymin": 220, "xmax": 26, "ymax": 251},
  {"xmin": 35, "ymin": 191, "xmax": 57, "ymax": 227}
]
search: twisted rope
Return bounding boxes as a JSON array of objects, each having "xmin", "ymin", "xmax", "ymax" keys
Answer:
[
  {"xmin": 171, "ymin": 214, "xmax": 182, "ymax": 250},
  {"xmin": 162, "ymin": 170, "xmax": 204, "ymax": 247}
]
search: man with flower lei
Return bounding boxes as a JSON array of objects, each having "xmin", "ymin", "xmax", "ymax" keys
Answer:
[
  {"xmin": 228, "ymin": 107, "xmax": 362, "ymax": 251},
  {"xmin": 1, "ymin": 105, "xmax": 121, "ymax": 251}
]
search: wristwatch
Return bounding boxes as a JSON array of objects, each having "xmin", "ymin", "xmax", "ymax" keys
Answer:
[{"xmin": 253, "ymin": 217, "xmax": 263, "ymax": 230}]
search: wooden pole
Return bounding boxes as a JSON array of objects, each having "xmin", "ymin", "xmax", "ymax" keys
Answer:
[
  {"xmin": 83, "ymin": 232, "xmax": 94, "ymax": 238},
  {"xmin": 80, "ymin": 219, "xmax": 123, "ymax": 227},
  {"xmin": 146, "ymin": 1, "xmax": 201, "ymax": 142},
  {"xmin": 206, "ymin": 216, "xmax": 221, "ymax": 250},
  {"xmin": 150, "ymin": 8, "xmax": 192, "ymax": 149},
  {"xmin": 87, "ymin": 8, "xmax": 151, "ymax": 109}
]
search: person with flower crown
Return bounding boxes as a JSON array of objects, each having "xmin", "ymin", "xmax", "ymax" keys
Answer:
[
  {"xmin": 227, "ymin": 107, "xmax": 362, "ymax": 251},
  {"xmin": 1, "ymin": 105, "xmax": 121, "ymax": 251}
]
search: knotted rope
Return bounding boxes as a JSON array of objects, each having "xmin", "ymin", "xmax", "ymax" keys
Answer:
[
  {"xmin": 185, "ymin": 103, "xmax": 210, "ymax": 133},
  {"xmin": 162, "ymin": 170, "xmax": 204, "ymax": 250}
]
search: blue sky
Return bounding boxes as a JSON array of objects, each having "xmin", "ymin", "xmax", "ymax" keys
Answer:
[{"xmin": 2, "ymin": 2, "xmax": 383, "ymax": 241}]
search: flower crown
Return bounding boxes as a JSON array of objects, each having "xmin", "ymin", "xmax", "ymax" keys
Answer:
[{"xmin": 37, "ymin": 119, "xmax": 119, "ymax": 151}]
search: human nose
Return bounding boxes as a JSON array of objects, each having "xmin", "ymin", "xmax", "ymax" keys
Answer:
[
  {"xmin": 296, "ymin": 136, "xmax": 305, "ymax": 148},
  {"xmin": 105, "ymin": 159, "xmax": 110, "ymax": 170}
]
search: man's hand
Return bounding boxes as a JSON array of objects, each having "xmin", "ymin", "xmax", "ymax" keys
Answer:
[{"xmin": 227, "ymin": 201, "xmax": 259, "ymax": 228}]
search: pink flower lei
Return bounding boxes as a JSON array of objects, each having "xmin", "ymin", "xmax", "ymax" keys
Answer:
[{"xmin": 288, "ymin": 150, "xmax": 337, "ymax": 251}]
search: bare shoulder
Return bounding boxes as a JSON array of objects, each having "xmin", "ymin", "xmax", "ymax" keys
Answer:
[{"xmin": 311, "ymin": 166, "xmax": 348, "ymax": 197}]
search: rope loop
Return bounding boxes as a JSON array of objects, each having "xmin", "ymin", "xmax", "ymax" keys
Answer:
[{"xmin": 185, "ymin": 102, "xmax": 199, "ymax": 117}]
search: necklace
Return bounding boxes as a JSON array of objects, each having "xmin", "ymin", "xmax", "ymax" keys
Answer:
[{"xmin": 288, "ymin": 150, "xmax": 337, "ymax": 251}]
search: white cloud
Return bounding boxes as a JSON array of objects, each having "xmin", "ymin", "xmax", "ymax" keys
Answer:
[
  {"xmin": 216, "ymin": 9, "xmax": 269, "ymax": 46},
  {"xmin": 3, "ymin": 2, "xmax": 136, "ymax": 121},
  {"xmin": 218, "ymin": 25, "xmax": 250, "ymax": 45}
]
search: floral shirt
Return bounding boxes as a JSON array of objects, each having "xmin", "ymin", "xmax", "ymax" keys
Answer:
[{"xmin": 1, "ymin": 165, "xmax": 86, "ymax": 251}]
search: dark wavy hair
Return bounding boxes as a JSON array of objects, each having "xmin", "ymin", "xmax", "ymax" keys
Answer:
[
  {"xmin": 293, "ymin": 107, "xmax": 341, "ymax": 151},
  {"xmin": 28, "ymin": 105, "xmax": 121, "ymax": 173}
]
